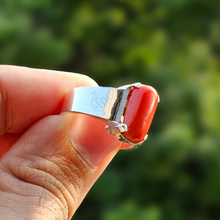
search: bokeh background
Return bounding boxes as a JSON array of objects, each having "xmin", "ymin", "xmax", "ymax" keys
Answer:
[{"xmin": 1, "ymin": 0, "xmax": 220, "ymax": 219}]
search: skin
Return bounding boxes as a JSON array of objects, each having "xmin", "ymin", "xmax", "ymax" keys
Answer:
[{"xmin": 0, "ymin": 65, "xmax": 121, "ymax": 220}]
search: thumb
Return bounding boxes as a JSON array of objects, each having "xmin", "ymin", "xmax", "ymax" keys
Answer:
[{"xmin": 0, "ymin": 112, "xmax": 121, "ymax": 220}]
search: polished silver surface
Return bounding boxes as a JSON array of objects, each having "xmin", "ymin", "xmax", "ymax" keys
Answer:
[
  {"xmin": 68, "ymin": 86, "xmax": 129, "ymax": 121},
  {"xmin": 63, "ymin": 83, "xmax": 142, "ymax": 147}
]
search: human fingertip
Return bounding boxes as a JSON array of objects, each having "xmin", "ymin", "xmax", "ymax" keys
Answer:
[{"xmin": 68, "ymin": 113, "xmax": 121, "ymax": 167}]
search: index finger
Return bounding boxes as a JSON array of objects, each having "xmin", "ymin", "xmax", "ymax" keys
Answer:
[{"xmin": 0, "ymin": 65, "xmax": 98, "ymax": 134}]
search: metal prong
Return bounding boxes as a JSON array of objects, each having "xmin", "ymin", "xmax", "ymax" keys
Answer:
[
  {"xmin": 105, "ymin": 121, "xmax": 127, "ymax": 135},
  {"xmin": 143, "ymin": 134, "xmax": 148, "ymax": 141},
  {"xmin": 118, "ymin": 82, "xmax": 142, "ymax": 90}
]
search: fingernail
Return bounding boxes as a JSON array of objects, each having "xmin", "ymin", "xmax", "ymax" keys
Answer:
[{"xmin": 69, "ymin": 113, "xmax": 121, "ymax": 167}]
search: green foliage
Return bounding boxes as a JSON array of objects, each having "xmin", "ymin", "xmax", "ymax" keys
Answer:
[{"xmin": 1, "ymin": 0, "xmax": 220, "ymax": 219}]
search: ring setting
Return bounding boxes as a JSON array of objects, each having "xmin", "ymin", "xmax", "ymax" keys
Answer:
[{"xmin": 62, "ymin": 83, "xmax": 159, "ymax": 149}]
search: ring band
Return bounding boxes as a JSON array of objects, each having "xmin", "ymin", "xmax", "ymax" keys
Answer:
[{"xmin": 62, "ymin": 83, "xmax": 159, "ymax": 149}]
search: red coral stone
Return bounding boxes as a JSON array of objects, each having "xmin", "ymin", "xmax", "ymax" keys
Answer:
[{"xmin": 122, "ymin": 85, "xmax": 159, "ymax": 146}]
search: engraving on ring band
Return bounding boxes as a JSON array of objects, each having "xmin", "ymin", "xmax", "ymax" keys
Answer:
[{"xmin": 91, "ymin": 91, "xmax": 108, "ymax": 113}]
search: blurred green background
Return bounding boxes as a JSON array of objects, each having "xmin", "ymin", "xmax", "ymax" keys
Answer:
[{"xmin": 1, "ymin": 0, "xmax": 220, "ymax": 219}]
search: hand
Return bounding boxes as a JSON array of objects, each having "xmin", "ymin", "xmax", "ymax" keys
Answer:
[{"xmin": 0, "ymin": 65, "xmax": 121, "ymax": 220}]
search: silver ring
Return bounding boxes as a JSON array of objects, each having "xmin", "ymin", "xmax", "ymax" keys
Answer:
[{"xmin": 62, "ymin": 83, "xmax": 159, "ymax": 149}]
